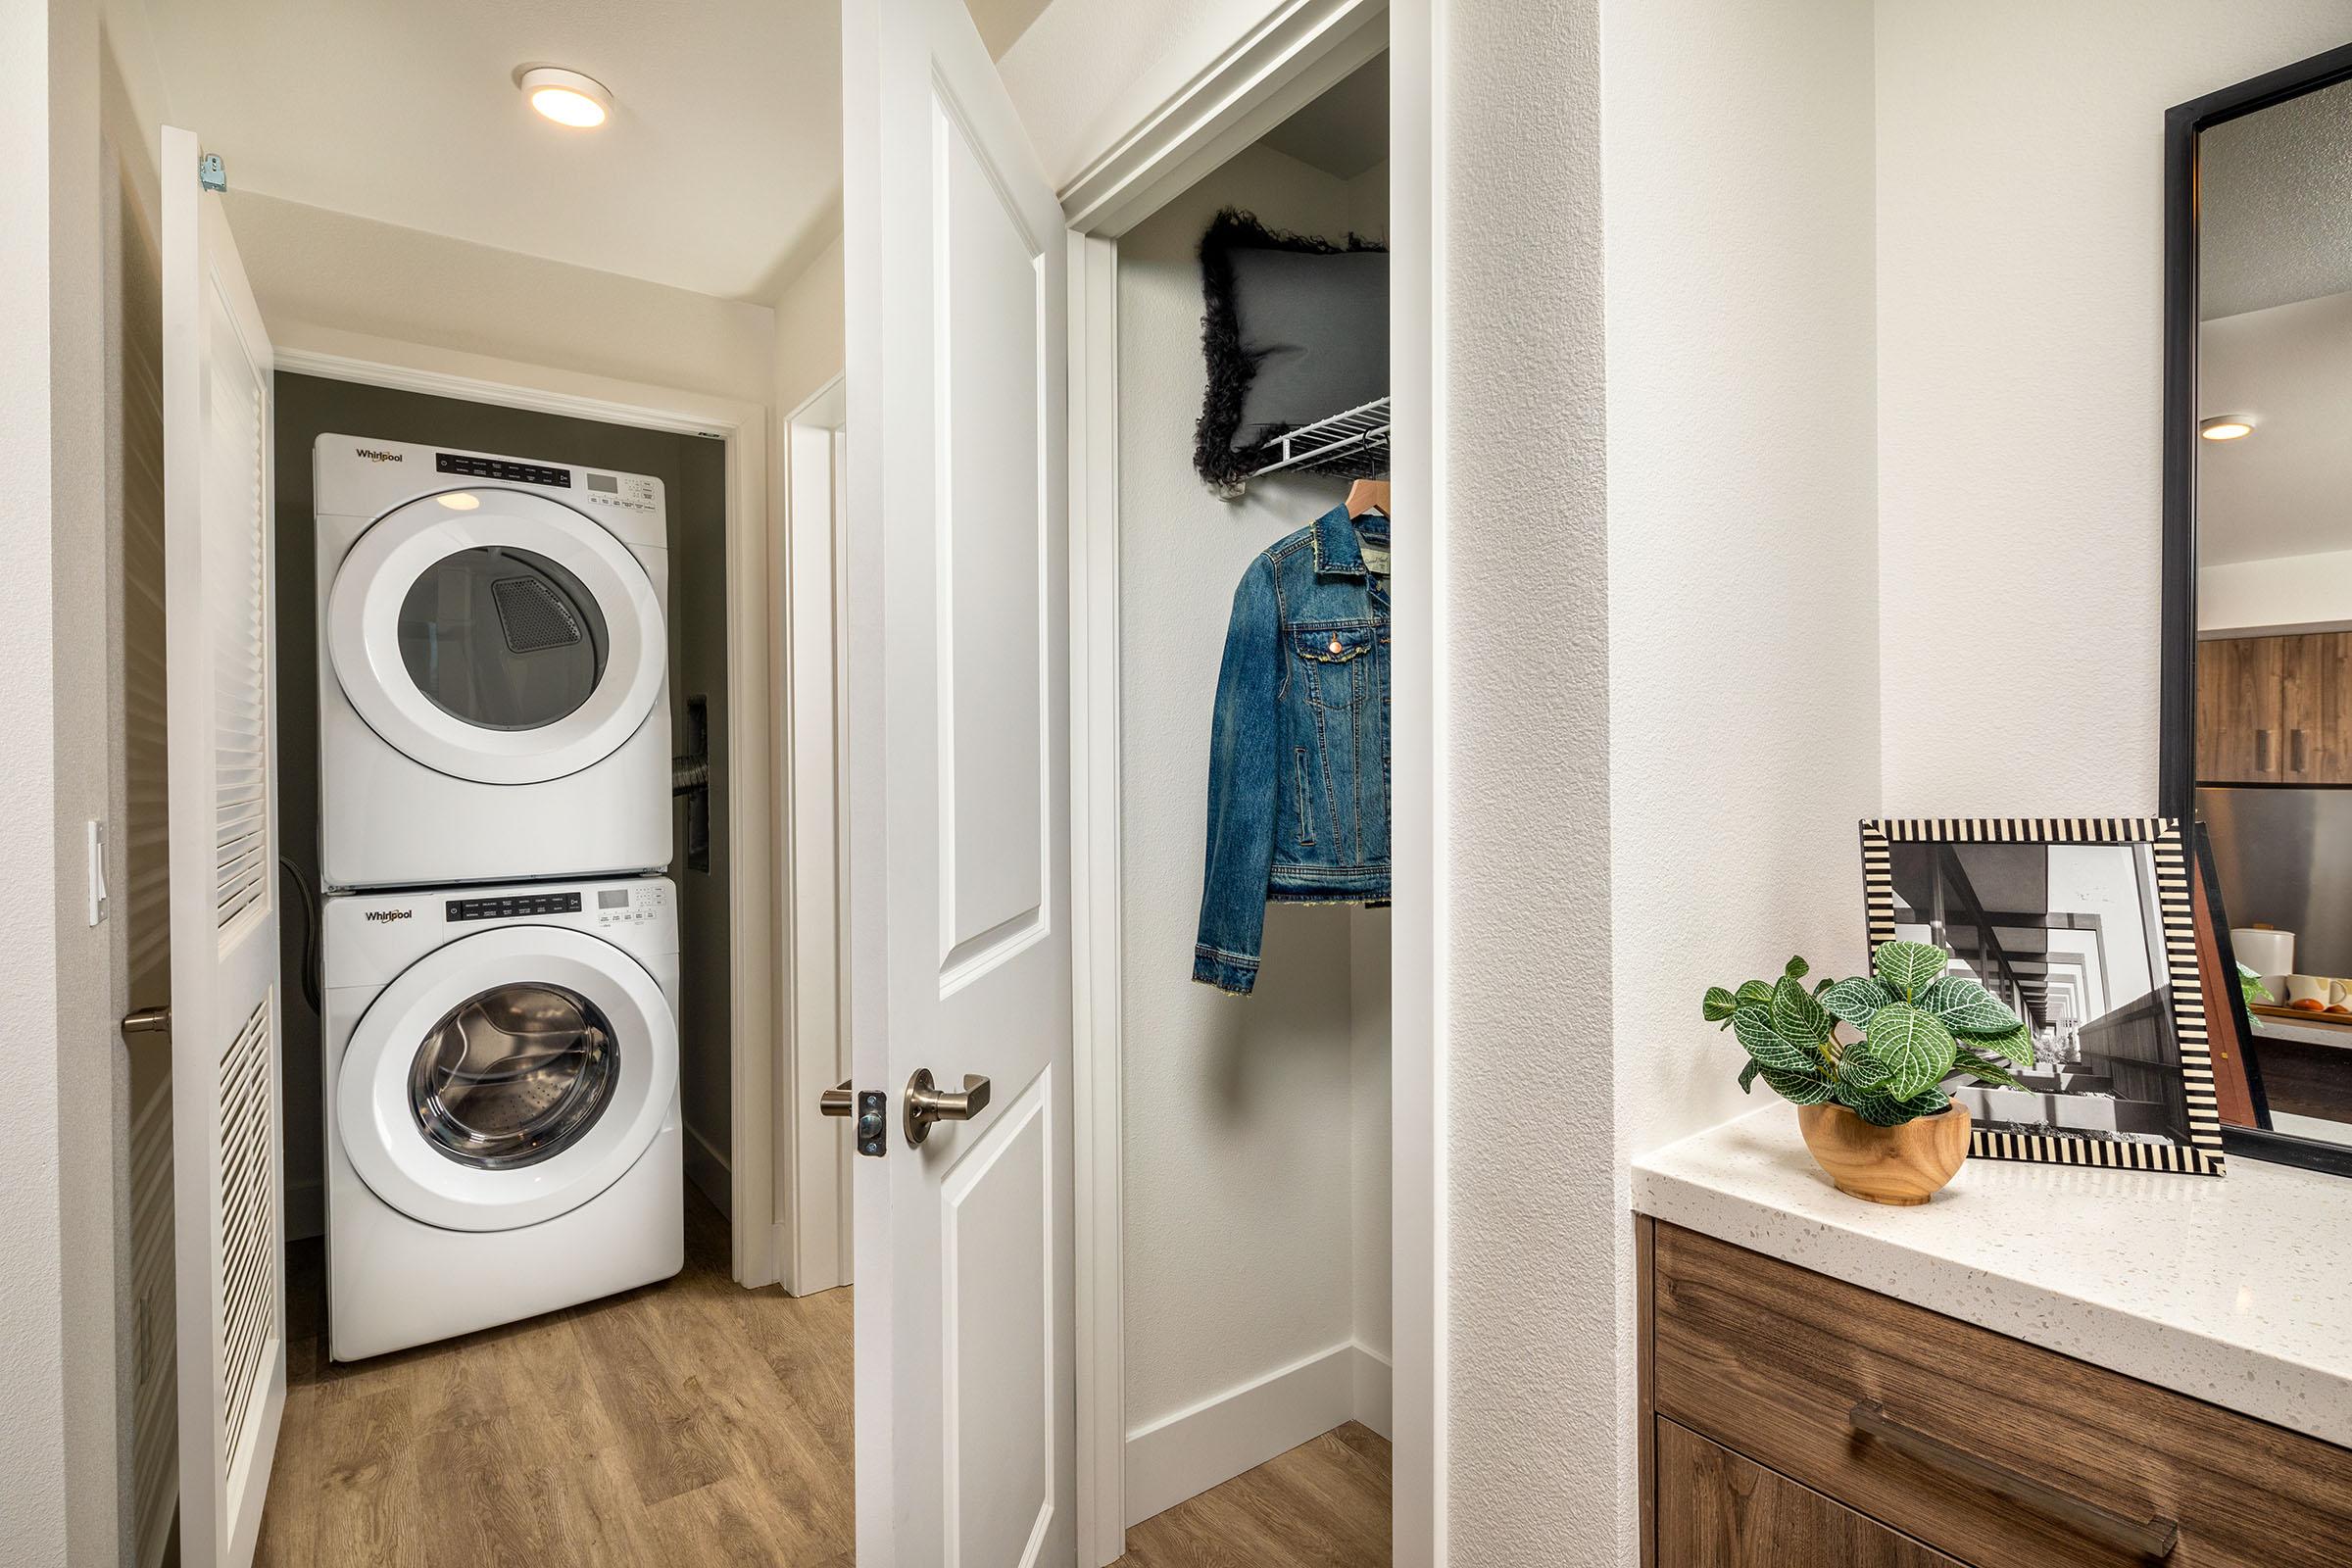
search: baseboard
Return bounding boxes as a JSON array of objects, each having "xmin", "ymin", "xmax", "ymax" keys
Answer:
[
  {"xmin": 1124, "ymin": 1341, "xmax": 1392, "ymax": 1527},
  {"xmin": 1352, "ymin": 1343, "xmax": 1393, "ymax": 1441},
  {"xmin": 683, "ymin": 1120, "xmax": 733, "ymax": 1220}
]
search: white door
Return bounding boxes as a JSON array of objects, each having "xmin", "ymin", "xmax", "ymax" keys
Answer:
[
  {"xmin": 843, "ymin": 0, "xmax": 1074, "ymax": 1561},
  {"xmin": 161, "ymin": 124, "xmax": 283, "ymax": 1568}
]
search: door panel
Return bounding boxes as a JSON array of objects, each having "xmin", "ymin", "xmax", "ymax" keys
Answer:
[
  {"xmin": 162, "ymin": 122, "xmax": 283, "ymax": 1568},
  {"xmin": 2313, "ymin": 632, "xmax": 2352, "ymax": 785},
  {"xmin": 844, "ymin": 0, "xmax": 1074, "ymax": 1562},
  {"xmin": 1655, "ymin": 1420, "xmax": 1964, "ymax": 1567},
  {"xmin": 2196, "ymin": 635, "xmax": 2283, "ymax": 782},
  {"xmin": 2280, "ymin": 632, "xmax": 2324, "ymax": 782}
]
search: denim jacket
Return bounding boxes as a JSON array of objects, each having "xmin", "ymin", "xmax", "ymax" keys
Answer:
[{"xmin": 1194, "ymin": 506, "xmax": 1391, "ymax": 995}]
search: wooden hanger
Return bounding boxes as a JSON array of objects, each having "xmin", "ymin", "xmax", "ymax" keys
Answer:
[{"xmin": 1345, "ymin": 478, "xmax": 1391, "ymax": 519}]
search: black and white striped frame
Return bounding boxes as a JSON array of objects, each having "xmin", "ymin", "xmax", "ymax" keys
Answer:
[{"xmin": 1858, "ymin": 817, "xmax": 2226, "ymax": 1177}]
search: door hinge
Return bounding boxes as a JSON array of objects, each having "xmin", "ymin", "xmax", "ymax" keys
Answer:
[{"xmin": 198, "ymin": 152, "xmax": 226, "ymax": 192}]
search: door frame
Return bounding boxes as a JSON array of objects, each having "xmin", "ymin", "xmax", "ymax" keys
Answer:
[
  {"xmin": 273, "ymin": 327, "xmax": 792, "ymax": 1289},
  {"xmin": 1054, "ymin": 1, "xmax": 1442, "ymax": 1560}
]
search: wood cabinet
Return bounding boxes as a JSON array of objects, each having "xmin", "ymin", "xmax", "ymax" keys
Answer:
[
  {"xmin": 2198, "ymin": 631, "xmax": 2352, "ymax": 784},
  {"xmin": 1639, "ymin": 1218, "xmax": 2352, "ymax": 1568}
]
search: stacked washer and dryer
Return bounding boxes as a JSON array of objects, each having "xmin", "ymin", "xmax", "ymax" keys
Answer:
[{"xmin": 315, "ymin": 435, "xmax": 684, "ymax": 1361}]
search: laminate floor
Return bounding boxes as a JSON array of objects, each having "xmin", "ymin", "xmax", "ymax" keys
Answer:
[
  {"xmin": 254, "ymin": 1192, "xmax": 1390, "ymax": 1568},
  {"xmin": 255, "ymin": 1194, "xmax": 855, "ymax": 1568},
  {"xmin": 1113, "ymin": 1423, "xmax": 1393, "ymax": 1568}
]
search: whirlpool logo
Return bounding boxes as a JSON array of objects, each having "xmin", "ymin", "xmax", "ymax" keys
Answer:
[
  {"xmin": 355, "ymin": 447, "xmax": 404, "ymax": 463},
  {"xmin": 363, "ymin": 908, "xmax": 413, "ymax": 923}
]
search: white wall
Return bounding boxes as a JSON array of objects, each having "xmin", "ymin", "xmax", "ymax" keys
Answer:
[
  {"xmin": 220, "ymin": 189, "xmax": 777, "ymax": 407},
  {"xmin": 774, "ymin": 229, "xmax": 846, "ymax": 417},
  {"xmin": 2201, "ymin": 547, "xmax": 2352, "ymax": 635},
  {"xmin": 1115, "ymin": 141, "xmax": 1391, "ymax": 1493},
  {"xmin": 2, "ymin": 0, "xmax": 126, "ymax": 1562},
  {"xmin": 1876, "ymin": 1, "xmax": 2352, "ymax": 816}
]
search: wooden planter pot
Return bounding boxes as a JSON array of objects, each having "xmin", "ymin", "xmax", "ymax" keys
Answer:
[{"xmin": 1796, "ymin": 1101, "xmax": 1972, "ymax": 1205}]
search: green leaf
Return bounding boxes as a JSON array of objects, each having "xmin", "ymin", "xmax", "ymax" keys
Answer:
[
  {"xmin": 1836, "ymin": 1042, "xmax": 1898, "ymax": 1093},
  {"xmin": 1769, "ymin": 974, "xmax": 1834, "ymax": 1049},
  {"xmin": 1702, "ymin": 986, "xmax": 1739, "ymax": 1022},
  {"xmin": 1759, "ymin": 1066, "xmax": 1837, "ymax": 1106},
  {"xmin": 1964, "ymin": 1022, "xmax": 2034, "ymax": 1068},
  {"xmin": 1812, "ymin": 976, "xmax": 1835, "ymax": 998},
  {"xmin": 1736, "ymin": 980, "xmax": 1775, "ymax": 1008},
  {"xmin": 1873, "ymin": 940, "xmax": 1950, "ymax": 1000},
  {"xmin": 1919, "ymin": 976, "xmax": 2020, "ymax": 1034},
  {"xmin": 1864, "ymin": 1003, "xmax": 1959, "ymax": 1099},
  {"xmin": 1952, "ymin": 1046, "xmax": 2026, "ymax": 1090},
  {"xmin": 1819, "ymin": 976, "xmax": 1892, "ymax": 1028},
  {"xmin": 1732, "ymin": 1006, "xmax": 1820, "ymax": 1075},
  {"xmin": 1841, "ymin": 1083, "xmax": 1950, "ymax": 1126},
  {"xmin": 1784, "ymin": 955, "xmax": 1810, "ymax": 981},
  {"xmin": 1739, "ymin": 1059, "xmax": 1762, "ymax": 1093}
]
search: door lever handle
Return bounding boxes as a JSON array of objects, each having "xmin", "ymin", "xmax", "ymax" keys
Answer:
[
  {"xmin": 121, "ymin": 1005, "xmax": 172, "ymax": 1039},
  {"xmin": 818, "ymin": 1079, "xmax": 855, "ymax": 1117},
  {"xmin": 904, "ymin": 1068, "xmax": 991, "ymax": 1146}
]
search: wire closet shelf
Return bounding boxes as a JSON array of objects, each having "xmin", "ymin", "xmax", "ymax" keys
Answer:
[{"xmin": 1247, "ymin": 395, "xmax": 1391, "ymax": 478}]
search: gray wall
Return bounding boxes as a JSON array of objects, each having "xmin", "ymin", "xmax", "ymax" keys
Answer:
[{"xmin": 273, "ymin": 373, "xmax": 734, "ymax": 1233}]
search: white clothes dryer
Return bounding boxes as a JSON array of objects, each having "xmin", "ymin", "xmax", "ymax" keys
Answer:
[
  {"xmin": 322, "ymin": 876, "xmax": 682, "ymax": 1361},
  {"xmin": 315, "ymin": 434, "xmax": 671, "ymax": 890}
]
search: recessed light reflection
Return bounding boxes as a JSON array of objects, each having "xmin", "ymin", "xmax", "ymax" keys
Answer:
[{"xmin": 437, "ymin": 492, "xmax": 483, "ymax": 511}]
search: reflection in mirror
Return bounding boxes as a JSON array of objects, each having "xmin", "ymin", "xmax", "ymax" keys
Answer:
[{"xmin": 2194, "ymin": 75, "xmax": 2352, "ymax": 1152}]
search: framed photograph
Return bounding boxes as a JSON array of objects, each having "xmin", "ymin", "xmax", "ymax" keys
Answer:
[{"xmin": 1858, "ymin": 818, "xmax": 2225, "ymax": 1175}]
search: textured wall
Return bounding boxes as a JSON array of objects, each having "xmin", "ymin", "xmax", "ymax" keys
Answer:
[
  {"xmin": 1116, "ymin": 141, "xmax": 1382, "ymax": 1434},
  {"xmin": 1437, "ymin": 0, "xmax": 1614, "ymax": 1559},
  {"xmin": 1876, "ymin": 0, "xmax": 2352, "ymax": 817}
]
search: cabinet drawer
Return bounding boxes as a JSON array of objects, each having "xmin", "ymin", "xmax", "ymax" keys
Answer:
[
  {"xmin": 1649, "ymin": 1222, "xmax": 2352, "ymax": 1568},
  {"xmin": 1657, "ymin": 1417, "xmax": 1965, "ymax": 1567}
]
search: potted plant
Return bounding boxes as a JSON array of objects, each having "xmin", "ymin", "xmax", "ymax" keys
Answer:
[{"xmin": 1700, "ymin": 941, "xmax": 2032, "ymax": 1205}]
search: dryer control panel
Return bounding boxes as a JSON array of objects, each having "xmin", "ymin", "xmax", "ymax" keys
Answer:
[{"xmin": 446, "ymin": 890, "xmax": 581, "ymax": 922}]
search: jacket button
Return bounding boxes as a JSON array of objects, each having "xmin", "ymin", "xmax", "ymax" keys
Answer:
[{"xmin": 1328, "ymin": 637, "xmax": 1344, "ymax": 655}]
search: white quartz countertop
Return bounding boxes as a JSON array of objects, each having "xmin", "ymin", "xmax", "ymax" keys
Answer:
[{"xmin": 1634, "ymin": 1106, "xmax": 2352, "ymax": 1447}]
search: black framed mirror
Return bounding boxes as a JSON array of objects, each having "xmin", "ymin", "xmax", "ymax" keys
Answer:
[{"xmin": 2162, "ymin": 40, "xmax": 2352, "ymax": 1178}]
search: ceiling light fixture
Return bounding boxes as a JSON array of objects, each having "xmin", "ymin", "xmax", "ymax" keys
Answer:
[
  {"xmin": 516, "ymin": 67, "xmax": 611, "ymax": 129},
  {"xmin": 2200, "ymin": 415, "xmax": 2256, "ymax": 442}
]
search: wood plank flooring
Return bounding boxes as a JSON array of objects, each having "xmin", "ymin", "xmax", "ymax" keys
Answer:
[
  {"xmin": 255, "ymin": 1194, "xmax": 854, "ymax": 1568},
  {"xmin": 1114, "ymin": 1424, "xmax": 1393, "ymax": 1568},
  {"xmin": 256, "ymin": 1192, "xmax": 1391, "ymax": 1567}
]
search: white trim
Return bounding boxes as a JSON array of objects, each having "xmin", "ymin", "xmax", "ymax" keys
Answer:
[
  {"xmin": 1056, "ymin": 0, "xmax": 1393, "ymax": 238},
  {"xmin": 1066, "ymin": 227, "xmax": 1126, "ymax": 1568},
  {"xmin": 1353, "ymin": 1343, "xmax": 1395, "ymax": 1442},
  {"xmin": 276, "ymin": 327, "xmax": 786, "ymax": 1287},
  {"xmin": 1123, "ymin": 1342, "xmax": 1392, "ymax": 1529},
  {"xmin": 1053, "ymin": 2, "xmax": 1440, "ymax": 1559},
  {"xmin": 683, "ymin": 1119, "xmax": 734, "ymax": 1220},
  {"xmin": 1389, "ymin": 3, "xmax": 1444, "ymax": 1561},
  {"xmin": 781, "ymin": 373, "xmax": 854, "ymax": 1297}
]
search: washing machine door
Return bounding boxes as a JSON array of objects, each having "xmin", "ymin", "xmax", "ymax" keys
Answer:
[
  {"xmin": 326, "ymin": 488, "xmax": 664, "ymax": 785},
  {"xmin": 337, "ymin": 925, "xmax": 676, "ymax": 1232}
]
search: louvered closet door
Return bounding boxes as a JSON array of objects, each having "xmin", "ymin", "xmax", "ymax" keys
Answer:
[{"xmin": 161, "ymin": 123, "xmax": 284, "ymax": 1568}]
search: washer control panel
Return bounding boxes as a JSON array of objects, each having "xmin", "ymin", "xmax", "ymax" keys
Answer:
[
  {"xmin": 594, "ymin": 882, "xmax": 668, "ymax": 928},
  {"xmin": 446, "ymin": 890, "xmax": 582, "ymax": 922}
]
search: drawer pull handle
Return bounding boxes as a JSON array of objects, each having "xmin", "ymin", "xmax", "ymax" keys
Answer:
[{"xmin": 1848, "ymin": 1401, "xmax": 2180, "ymax": 1562}]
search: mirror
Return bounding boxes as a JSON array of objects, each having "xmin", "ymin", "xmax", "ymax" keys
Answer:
[{"xmin": 2165, "ymin": 47, "xmax": 2352, "ymax": 1174}]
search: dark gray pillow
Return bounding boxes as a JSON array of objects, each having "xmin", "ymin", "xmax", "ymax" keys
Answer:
[{"xmin": 1194, "ymin": 210, "xmax": 1388, "ymax": 492}]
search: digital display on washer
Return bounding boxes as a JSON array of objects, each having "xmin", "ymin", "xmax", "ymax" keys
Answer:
[
  {"xmin": 446, "ymin": 891, "xmax": 582, "ymax": 922},
  {"xmin": 598, "ymin": 889, "xmax": 629, "ymax": 908},
  {"xmin": 435, "ymin": 453, "xmax": 571, "ymax": 487},
  {"xmin": 587, "ymin": 473, "xmax": 618, "ymax": 494}
]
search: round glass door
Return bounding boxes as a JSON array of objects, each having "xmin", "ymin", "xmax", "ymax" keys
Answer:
[
  {"xmin": 409, "ymin": 982, "xmax": 620, "ymax": 1169},
  {"xmin": 398, "ymin": 548, "xmax": 611, "ymax": 732}
]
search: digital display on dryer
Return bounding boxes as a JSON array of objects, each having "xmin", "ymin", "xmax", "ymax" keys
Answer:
[{"xmin": 435, "ymin": 453, "xmax": 571, "ymax": 487}]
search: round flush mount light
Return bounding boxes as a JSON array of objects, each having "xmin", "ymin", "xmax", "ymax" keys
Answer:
[
  {"xmin": 2200, "ymin": 415, "xmax": 2257, "ymax": 441},
  {"xmin": 516, "ymin": 67, "xmax": 611, "ymax": 129}
]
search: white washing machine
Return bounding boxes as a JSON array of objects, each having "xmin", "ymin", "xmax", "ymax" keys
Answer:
[
  {"xmin": 322, "ymin": 875, "xmax": 682, "ymax": 1361},
  {"xmin": 316, "ymin": 434, "xmax": 671, "ymax": 891}
]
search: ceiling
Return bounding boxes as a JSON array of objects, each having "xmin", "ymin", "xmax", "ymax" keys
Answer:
[
  {"xmin": 1260, "ymin": 55, "xmax": 1389, "ymax": 180},
  {"xmin": 2197, "ymin": 287, "xmax": 2352, "ymax": 564},
  {"xmin": 131, "ymin": 0, "xmax": 1054, "ymax": 305},
  {"xmin": 2200, "ymin": 75, "xmax": 2352, "ymax": 320}
]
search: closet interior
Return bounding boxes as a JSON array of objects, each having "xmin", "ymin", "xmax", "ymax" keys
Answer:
[{"xmin": 1114, "ymin": 50, "xmax": 1395, "ymax": 1537}]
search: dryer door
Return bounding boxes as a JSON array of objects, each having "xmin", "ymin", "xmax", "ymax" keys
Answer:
[
  {"xmin": 327, "ymin": 488, "xmax": 664, "ymax": 784},
  {"xmin": 337, "ymin": 925, "xmax": 676, "ymax": 1231}
]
